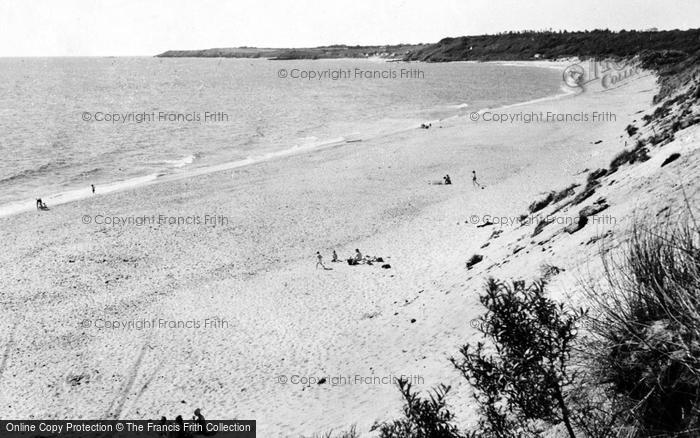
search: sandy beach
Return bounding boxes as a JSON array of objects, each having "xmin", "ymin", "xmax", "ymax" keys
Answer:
[{"xmin": 1, "ymin": 65, "xmax": 698, "ymax": 437}]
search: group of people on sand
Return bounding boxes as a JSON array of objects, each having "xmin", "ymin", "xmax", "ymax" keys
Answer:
[
  {"xmin": 432, "ymin": 171, "xmax": 484, "ymax": 188},
  {"xmin": 158, "ymin": 408, "xmax": 214, "ymax": 438},
  {"xmin": 316, "ymin": 248, "xmax": 385, "ymax": 269}
]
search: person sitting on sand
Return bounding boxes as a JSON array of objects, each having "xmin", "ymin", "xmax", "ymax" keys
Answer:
[
  {"xmin": 354, "ymin": 249, "xmax": 363, "ymax": 263},
  {"xmin": 332, "ymin": 250, "xmax": 338, "ymax": 262},
  {"xmin": 444, "ymin": 174, "xmax": 452, "ymax": 185},
  {"xmin": 36, "ymin": 198, "xmax": 42, "ymax": 210}
]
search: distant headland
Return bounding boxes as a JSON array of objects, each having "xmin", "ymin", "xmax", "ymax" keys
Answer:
[
  {"xmin": 156, "ymin": 29, "xmax": 700, "ymax": 61},
  {"xmin": 155, "ymin": 44, "xmax": 427, "ymax": 60}
]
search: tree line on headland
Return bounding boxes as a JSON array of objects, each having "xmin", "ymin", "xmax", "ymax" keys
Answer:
[{"xmin": 156, "ymin": 29, "xmax": 700, "ymax": 62}]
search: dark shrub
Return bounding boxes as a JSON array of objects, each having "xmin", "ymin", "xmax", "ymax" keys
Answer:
[
  {"xmin": 609, "ymin": 143, "xmax": 650, "ymax": 171},
  {"xmin": 587, "ymin": 168, "xmax": 608, "ymax": 182},
  {"xmin": 528, "ymin": 192, "xmax": 555, "ymax": 214},
  {"xmin": 452, "ymin": 279, "xmax": 586, "ymax": 438},
  {"xmin": 609, "ymin": 149, "xmax": 636, "ymax": 170},
  {"xmin": 466, "ymin": 254, "xmax": 483, "ymax": 270},
  {"xmin": 572, "ymin": 178, "xmax": 602, "ymax": 206},
  {"xmin": 552, "ymin": 183, "xmax": 580, "ymax": 204},
  {"xmin": 372, "ymin": 379, "xmax": 463, "ymax": 438}
]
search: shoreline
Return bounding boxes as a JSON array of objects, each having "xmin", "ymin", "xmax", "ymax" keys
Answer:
[{"xmin": 0, "ymin": 60, "xmax": 570, "ymax": 219}]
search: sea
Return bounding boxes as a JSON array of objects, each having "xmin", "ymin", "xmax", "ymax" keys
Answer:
[{"xmin": 0, "ymin": 57, "xmax": 564, "ymax": 216}]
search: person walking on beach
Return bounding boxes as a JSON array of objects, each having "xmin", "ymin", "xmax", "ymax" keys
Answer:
[
  {"xmin": 91, "ymin": 184, "xmax": 95, "ymax": 194},
  {"xmin": 472, "ymin": 170, "xmax": 484, "ymax": 189},
  {"xmin": 316, "ymin": 251, "xmax": 326, "ymax": 269},
  {"xmin": 332, "ymin": 250, "xmax": 339, "ymax": 262}
]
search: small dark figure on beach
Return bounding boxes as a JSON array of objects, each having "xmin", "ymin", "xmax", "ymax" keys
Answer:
[
  {"xmin": 472, "ymin": 170, "xmax": 484, "ymax": 189},
  {"xmin": 36, "ymin": 198, "xmax": 42, "ymax": 210},
  {"xmin": 173, "ymin": 415, "xmax": 192, "ymax": 438},
  {"xmin": 355, "ymin": 249, "xmax": 363, "ymax": 262},
  {"xmin": 332, "ymin": 250, "xmax": 339, "ymax": 262},
  {"xmin": 316, "ymin": 251, "xmax": 327, "ymax": 269},
  {"xmin": 193, "ymin": 408, "xmax": 214, "ymax": 436},
  {"xmin": 444, "ymin": 174, "xmax": 452, "ymax": 185},
  {"xmin": 91, "ymin": 184, "xmax": 95, "ymax": 194}
]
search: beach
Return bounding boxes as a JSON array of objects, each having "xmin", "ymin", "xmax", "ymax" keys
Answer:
[{"xmin": 1, "ymin": 65, "xmax": 698, "ymax": 437}]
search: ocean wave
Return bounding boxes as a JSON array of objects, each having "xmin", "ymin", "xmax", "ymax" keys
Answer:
[
  {"xmin": 0, "ymin": 160, "xmax": 69, "ymax": 185},
  {"xmin": 164, "ymin": 154, "xmax": 197, "ymax": 168},
  {"xmin": 444, "ymin": 103, "xmax": 470, "ymax": 109}
]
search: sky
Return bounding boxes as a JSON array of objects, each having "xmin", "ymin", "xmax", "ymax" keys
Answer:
[{"xmin": 0, "ymin": 0, "xmax": 698, "ymax": 56}]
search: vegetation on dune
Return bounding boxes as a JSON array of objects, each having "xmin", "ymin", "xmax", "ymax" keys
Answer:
[
  {"xmin": 609, "ymin": 142, "xmax": 650, "ymax": 172},
  {"xmin": 371, "ymin": 209, "xmax": 700, "ymax": 438},
  {"xmin": 452, "ymin": 279, "xmax": 586, "ymax": 438},
  {"xmin": 372, "ymin": 380, "xmax": 464, "ymax": 438},
  {"xmin": 584, "ymin": 214, "xmax": 700, "ymax": 436}
]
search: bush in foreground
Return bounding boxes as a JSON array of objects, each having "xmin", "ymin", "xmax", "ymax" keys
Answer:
[
  {"xmin": 372, "ymin": 379, "xmax": 463, "ymax": 438},
  {"xmin": 452, "ymin": 279, "xmax": 586, "ymax": 438}
]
